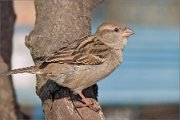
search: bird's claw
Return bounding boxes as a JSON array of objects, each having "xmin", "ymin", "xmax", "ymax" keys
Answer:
[{"xmin": 74, "ymin": 99, "xmax": 100, "ymax": 112}]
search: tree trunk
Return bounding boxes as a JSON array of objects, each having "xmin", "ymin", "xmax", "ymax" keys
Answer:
[
  {"xmin": 0, "ymin": 1, "xmax": 18, "ymax": 120},
  {"xmin": 26, "ymin": 0, "xmax": 104, "ymax": 120}
]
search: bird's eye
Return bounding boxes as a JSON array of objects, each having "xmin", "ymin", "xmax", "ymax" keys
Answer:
[{"xmin": 114, "ymin": 28, "xmax": 119, "ymax": 32}]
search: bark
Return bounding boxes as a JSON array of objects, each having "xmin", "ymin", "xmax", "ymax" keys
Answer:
[
  {"xmin": 26, "ymin": 0, "xmax": 104, "ymax": 120},
  {"xmin": 0, "ymin": 1, "xmax": 18, "ymax": 120}
]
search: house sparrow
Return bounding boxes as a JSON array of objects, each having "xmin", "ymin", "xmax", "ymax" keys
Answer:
[{"xmin": 6, "ymin": 22, "xmax": 135, "ymax": 110}]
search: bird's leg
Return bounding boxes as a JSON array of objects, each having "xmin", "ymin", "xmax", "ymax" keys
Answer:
[
  {"xmin": 75, "ymin": 92, "xmax": 100, "ymax": 112},
  {"xmin": 78, "ymin": 92, "xmax": 93, "ymax": 106}
]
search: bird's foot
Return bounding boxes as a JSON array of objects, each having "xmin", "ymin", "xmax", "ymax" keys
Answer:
[{"xmin": 74, "ymin": 98, "xmax": 100, "ymax": 112}]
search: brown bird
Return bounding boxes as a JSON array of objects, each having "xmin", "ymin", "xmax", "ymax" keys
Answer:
[{"xmin": 6, "ymin": 22, "xmax": 135, "ymax": 110}]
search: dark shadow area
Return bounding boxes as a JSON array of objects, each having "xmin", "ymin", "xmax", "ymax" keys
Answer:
[{"xmin": 38, "ymin": 80, "xmax": 98, "ymax": 103}]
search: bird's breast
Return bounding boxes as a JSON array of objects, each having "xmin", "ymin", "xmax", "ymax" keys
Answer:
[{"xmin": 52, "ymin": 53, "xmax": 122, "ymax": 92}]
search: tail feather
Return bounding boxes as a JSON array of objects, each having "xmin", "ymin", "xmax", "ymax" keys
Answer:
[{"xmin": 6, "ymin": 66, "xmax": 39, "ymax": 76}]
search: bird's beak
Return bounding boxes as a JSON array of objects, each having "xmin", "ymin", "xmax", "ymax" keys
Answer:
[{"xmin": 122, "ymin": 28, "xmax": 135, "ymax": 37}]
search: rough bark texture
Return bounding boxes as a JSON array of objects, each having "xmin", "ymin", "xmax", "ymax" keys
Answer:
[
  {"xmin": 26, "ymin": 0, "xmax": 104, "ymax": 120},
  {"xmin": 0, "ymin": 1, "xmax": 18, "ymax": 120}
]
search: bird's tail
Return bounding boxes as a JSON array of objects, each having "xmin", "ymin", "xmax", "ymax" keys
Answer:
[
  {"xmin": 0, "ymin": 66, "xmax": 40, "ymax": 79},
  {"xmin": 6, "ymin": 66, "xmax": 39, "ymax": 76}
]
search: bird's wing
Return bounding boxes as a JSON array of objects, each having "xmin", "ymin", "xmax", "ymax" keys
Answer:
[{"xmin": 44, "ymin": 36, "xmax": 111, "ymax": 65}]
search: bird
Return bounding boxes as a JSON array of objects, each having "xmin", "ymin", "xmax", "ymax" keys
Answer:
[{"xmin": 5, "ymin": 22, "xmax": 135, "ymax": 111}]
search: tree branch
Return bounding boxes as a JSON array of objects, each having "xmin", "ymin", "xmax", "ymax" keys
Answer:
[
  {"xmin": 0, "ymin": 1, "xmax": 18, "ymax": 120},
  {"xmin": 27, "ymin": 0, "xmax": 104, "ymax": 119}
]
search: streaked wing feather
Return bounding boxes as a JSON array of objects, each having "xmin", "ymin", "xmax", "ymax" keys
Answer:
[
  {"xmin": 76, "ymin": 54, "xmax": 104, "ymax": 65},
  {"xmin": 43, "ymin": 36, "xmax": 111, "ymax": 65}
]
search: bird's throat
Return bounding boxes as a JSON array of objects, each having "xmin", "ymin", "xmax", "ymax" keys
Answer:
[{"xmin": 123, "ymin": 38, "xmax": 128, "ymax": 46}]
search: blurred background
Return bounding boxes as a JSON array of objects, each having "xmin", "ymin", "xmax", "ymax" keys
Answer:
[{"xmin": 12, "ymin": 0, "xmax": 179, "ymax": 120}]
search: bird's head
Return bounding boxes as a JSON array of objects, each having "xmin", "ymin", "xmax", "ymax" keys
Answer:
[{"xmin": 96, "ymin": 22, "xmax": 135, "ymax": 50}]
